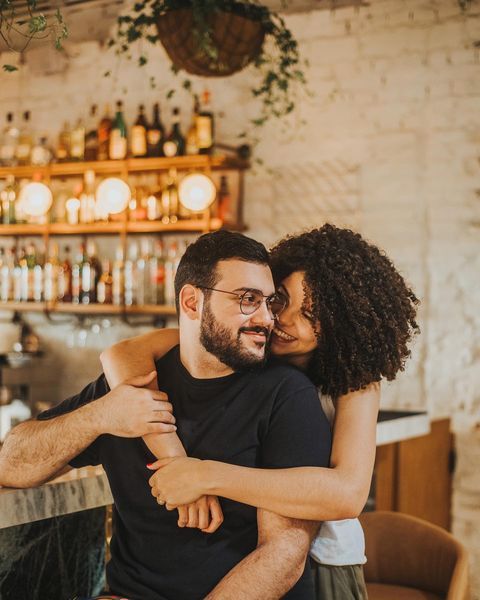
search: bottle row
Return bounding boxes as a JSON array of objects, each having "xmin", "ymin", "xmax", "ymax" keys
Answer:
[
  {"xmin": 0, "ymin": 238, "xmax": 187, "ymax": 307},
  {"xmin": 0, "ymin": 171, "xmax": 232, "ymax": 226},
  {"xmin": 0, "ymin": 91, "xmax": 215, "ymax": 167}
]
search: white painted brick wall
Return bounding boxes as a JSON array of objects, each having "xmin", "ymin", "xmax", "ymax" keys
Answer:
[{"xmin": 0, "ymin": 0, "xmax": 479, "ymax": 594}]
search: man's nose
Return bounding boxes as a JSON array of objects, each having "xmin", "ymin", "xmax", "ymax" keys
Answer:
[{"xmin": 250, "ymin": 300, "xmax": 275, "ymax": 328}]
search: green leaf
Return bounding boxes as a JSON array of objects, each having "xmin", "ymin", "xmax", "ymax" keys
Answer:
[
  {"xmin": 138, "ymin": 54, "xmax": 148, "ymax": 66},
  {"xmin": 3, "ymin": 64, "xmax": 18, "ymax": 72},
  {"xmin": 28, "ymin": 14, "xmax": 47, "ymax": 33}
]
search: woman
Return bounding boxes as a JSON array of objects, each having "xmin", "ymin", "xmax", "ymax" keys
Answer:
[{"xmin": 101, "ymin": 224, "xmax": 419, "ymax": 599}]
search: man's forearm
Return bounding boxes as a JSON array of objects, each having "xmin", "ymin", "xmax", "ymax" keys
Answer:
[
  {"xmin": 0, "ymin": 401, "xmax": 101, "ymax": 488},
  {"xmin": 205, "ymin": 526, "xmax": 316, "ymax": 600},
  {"xmin": 142, "ymin": 432, "xmax": 186, "ymax": 459}
]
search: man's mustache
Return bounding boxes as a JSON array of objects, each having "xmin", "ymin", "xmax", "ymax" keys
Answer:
[{"xmin": 239, "ymin": 326, "xmax": 271, "ymax": 339}]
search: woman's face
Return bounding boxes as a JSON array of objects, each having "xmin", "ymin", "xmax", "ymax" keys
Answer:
[{"xmin": 270, "ymin": 271, "xmax": 319, "ymax": 369}]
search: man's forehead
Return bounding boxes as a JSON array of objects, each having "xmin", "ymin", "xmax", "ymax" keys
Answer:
[{"xmin": 215, "ymin": 259, "xmax": 274, "ymax": 292}]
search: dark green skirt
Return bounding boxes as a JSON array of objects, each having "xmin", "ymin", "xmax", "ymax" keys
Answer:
[{"xmin": 311, "ymin": 561, "xmax": 368, "ymax": 600}]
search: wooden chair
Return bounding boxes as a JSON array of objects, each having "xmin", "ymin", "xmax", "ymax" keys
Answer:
[{"xmin": 359, "ymin": 511, "xmax": 470, "ymax": 600}]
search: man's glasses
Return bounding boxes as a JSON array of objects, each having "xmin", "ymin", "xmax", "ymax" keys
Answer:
[{"xmin": 197, "ymin": 286, "xmax": 287, "ymax": 318}]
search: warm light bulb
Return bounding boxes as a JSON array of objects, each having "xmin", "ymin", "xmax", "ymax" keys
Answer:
[
  {"xmin": 65, "ymin": 197, "xmax": 81, "ymax": 224},
  {"xmin": 178, "ymin": 173, "xmax": 216, "ymax": 212},
  {"xmin": 19, "ymin": 182, "xmax": 53, "ymax": 217},
  {"xmin": 96, "ymin": 177, "xmax": 131, "ymax": 215}
]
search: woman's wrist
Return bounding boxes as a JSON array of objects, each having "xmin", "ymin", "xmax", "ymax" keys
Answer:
[{"xmin": 202, "ymin": 460, "xmax": 226, "ymax": 495}]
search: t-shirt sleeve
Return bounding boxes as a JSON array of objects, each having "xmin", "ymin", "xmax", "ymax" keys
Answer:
[
  {"xmin": 36, "ymin": 374, "xmax": 110, "ymax": 468},
  {"xmin": 260, "ymin": 381, "xmax": 332, "ymax": 469}
]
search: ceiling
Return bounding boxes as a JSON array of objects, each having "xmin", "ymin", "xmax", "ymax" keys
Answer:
[{"xmin": 0, "ymin": 0, "xmax": 366, "ymax": 52}]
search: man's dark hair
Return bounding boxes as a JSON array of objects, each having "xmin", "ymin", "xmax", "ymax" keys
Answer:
[
  {"xmin": 174, "ymin": 230, "xmax": 270, "ymax": 313},
  {"xmin": 270, "ymin": 224, "xmax": 420, "ymax": 398}
]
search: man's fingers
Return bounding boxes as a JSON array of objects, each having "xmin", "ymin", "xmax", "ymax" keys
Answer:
[
  {"xmin": 149, "ymin": 391, "xmax": 170, "ymax": 404},
  {"xmin": 125, "ymin": 370, "xmax": 157, "ymax": 387},
  {"xmin": 177, "ymin": 505, "xmax": 188, "ymax": 526},
  {"xmin": 147, "ymin": 422, "xmax": 177, "ymax": 434},
  {"xmin": 186, "ymin": 504, "xmax": 199, "ymax": 528},
  {"xmin": 149, "ymin": 409, "xmax": 176, "ymax": 424},
  {"xmin": 202, "ymin": 497, "xmax": 224, "ymax": 534},
  {"xmin": 147, "ymin": 457, "xmax": 181, "ymax": 471},
  {"xmin": 197, "ymin": 499, "xmax": 210, "ymax": 530}
]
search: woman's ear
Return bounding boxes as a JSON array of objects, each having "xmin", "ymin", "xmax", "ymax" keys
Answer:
[{"xmin": 179, "ymin": 285, "xmax": 201, "ymax": 320}]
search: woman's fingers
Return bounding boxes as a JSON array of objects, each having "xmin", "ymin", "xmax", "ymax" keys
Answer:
[{"xmin": 177, "ymin": 505, "xmax": 188, "ymax": 526}]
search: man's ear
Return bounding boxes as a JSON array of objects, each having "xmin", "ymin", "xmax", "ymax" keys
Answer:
[{"xmin": 179, "ymin": 284, "xmax": 201, "ymax": 320}]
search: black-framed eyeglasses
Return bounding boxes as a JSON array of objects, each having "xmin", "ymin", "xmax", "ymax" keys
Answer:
[{"xmin": 197, "ymin": 286, "xmax": 287, "ymax": 318}]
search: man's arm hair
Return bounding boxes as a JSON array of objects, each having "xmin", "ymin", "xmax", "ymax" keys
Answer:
[
  {"xmin": 205, "ymin": 508, "xmax": 319, "ymax": 599},
  {"xmin": 0, "ymin": 402, "xmax": 101, "ymax": 488}
]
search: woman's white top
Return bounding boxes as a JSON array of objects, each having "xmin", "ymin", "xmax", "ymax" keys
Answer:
[{"xmin": 309, "ymin": 393, "xmax": 367, "ymax": 566}]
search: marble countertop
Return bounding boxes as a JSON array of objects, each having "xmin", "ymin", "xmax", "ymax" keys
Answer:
[{"xmin": 0, "ymin": 410, "xmax": 430, "ymax": 529}]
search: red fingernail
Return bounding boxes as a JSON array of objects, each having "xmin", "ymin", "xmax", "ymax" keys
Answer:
[{"xmin": 146, "ymin": 463, "xmax": 153, "ymax": 467}]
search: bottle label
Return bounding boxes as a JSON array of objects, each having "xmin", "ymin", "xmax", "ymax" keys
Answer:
[
  {"xmin": 109, "ymin": 130, "xmax": 127, "ymax": 160},
  {"xmin": 0, "ymin": 145, "xmax": 15, "ymax": 161},
  {"xmin": 163, "ymin": 140, "xmax": 178, "ymax": 158},
  {"xmin": 16, "ymin": 143, "xmax": 30, "ymax": 160},
  {"xmin": 147, "ymin": 129, "xmax": 161, "ymax": 146},
  {"xmin": 131, "ymin": 125, "xmax": 147, "ymax": 156},
  {"xmin": 196, "ymin": 116, "xmax": 213, "ymax": 149}
]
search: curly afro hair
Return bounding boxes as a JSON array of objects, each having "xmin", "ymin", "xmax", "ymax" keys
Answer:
[{"xmin": 269, "ymin": 224, "xmax": 420, "ymax": 398}]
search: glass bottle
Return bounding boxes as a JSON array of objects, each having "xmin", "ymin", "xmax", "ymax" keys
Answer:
[
  {"xmin": 197, "ymin": 89, "xmax": 214, "ymax": 155},
  {"xmin": 147, "ymin": 103, "xmax": 165, "ymax": 157},
  {"xmin": 112, "ymin": 246, "xmax": 124, "ymax": 306},
  {"xmin": 109, "ymin": 100, "xmax": 128, "ymax": 160},
  {"xmin": 186, "ymin": 96, "xmax": 199, "ymax": 156},
  {"xmin": 43, "ymin": 243, "xmax": 59, "ymax": 303},
  {"xmin": 16, "ymin": 111, "xmax": 33, "ymax": 166},
  {"xmin": 31, "ymin": 136, "xmax": 53, "ymax": 166},
  {"xmin": 131, "ymin": 104, "xmax": 148, "ymax": 158},
  {"xmin": 97, "ymin": 259, "xmax": 113, "ymax": 305},
  {"xmin": 0, "ymin": 176, "xmax": 16, "ymax": 225},
  {"xmin": 84, "ymin": 104, "xmax": 99, "ymax": 161},
  {"xmin": 70, "ymin": 118, "xmax": 86, "ymax": 161},
  {"xmin": 58, "ymin": 245, "xmax": 73, "ymax": 303},
  {"xmin": 163, "ymin": 107, "xmax": 185, "ymax": 157},
  {"xmin": 0, "ymin": 113, "xmax": 19, "ymax": 166},
  {"xmin": 57, "ymin": 121, "xmax": 71, "ymax": 162},
  {"xmin": 97, "ymin": 105, "xmax": 112, "ymax": 161}
]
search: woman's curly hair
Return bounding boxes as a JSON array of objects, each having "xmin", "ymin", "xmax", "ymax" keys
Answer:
[{"xmin": 270, "ymin": 224, "xmax": 420, "ymax": 398}]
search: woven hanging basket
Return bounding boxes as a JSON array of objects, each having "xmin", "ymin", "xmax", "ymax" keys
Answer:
[{"xmin": 156, "ymin": 7, "xmax": 266, "ymax": 77}]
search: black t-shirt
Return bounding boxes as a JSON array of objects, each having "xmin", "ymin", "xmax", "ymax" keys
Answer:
[{"xmin": 38, "ymin": 347, "xmax": 331, "ymax": 600}]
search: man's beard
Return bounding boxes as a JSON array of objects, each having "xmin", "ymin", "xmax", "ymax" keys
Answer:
[{"xmin": 199, "ymin": 301, "xmax": 270, "ymax": 372}]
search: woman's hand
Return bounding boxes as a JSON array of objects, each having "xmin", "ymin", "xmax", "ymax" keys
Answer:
[
  {"xmin": 147, "ymin": 456, "xmax": 208, "ymax": 506},
  {"xmin": 175, "ymin": 496, "xmax": 224, "ymax": 534}
]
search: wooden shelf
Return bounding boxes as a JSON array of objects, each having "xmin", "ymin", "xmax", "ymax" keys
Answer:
[
  {"xmin": 0, "ymin": 301, "xmax": 177, "ymax": 316},
  {"xmin": 0, "ymin": 218, "xmax": 223, "ymax": 237},
  {"xmin": 0, "ymin": 155, "xmax": 249, "ymax": 180}
]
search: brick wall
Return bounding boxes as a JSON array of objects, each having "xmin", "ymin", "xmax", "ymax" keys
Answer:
[{"xmin": 1, "ymin": 0, "xmax": 479, "ymax": 594}]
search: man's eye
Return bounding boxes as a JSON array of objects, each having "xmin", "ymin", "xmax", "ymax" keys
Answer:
[{"xmin": 243, "ymin": 294, "xmax": 257, "ymax": 304}]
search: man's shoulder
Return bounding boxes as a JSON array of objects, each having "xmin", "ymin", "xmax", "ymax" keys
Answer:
[{"xmin": 255, "ymin": 360, "xmax": 317, "ymax": 395}]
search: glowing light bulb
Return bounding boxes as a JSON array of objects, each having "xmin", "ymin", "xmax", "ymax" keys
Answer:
[
  {"xmin": 96, "ymin": 177, "xmax": 131, "ymax": 215},
  {"xmin": 178, "ymin": 173, "xmax": 216, "ymax": 212},
  {"xmin": 19, "ymin": 182, "xmax": 53, "ymax": 217}
]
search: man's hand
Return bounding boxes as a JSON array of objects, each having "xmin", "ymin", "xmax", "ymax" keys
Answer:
[
  {"xmin": 147, "ymin": 456, "xmax": 206, "ymax": 506},
  {"xmin": 97, "ymin": 371, "xmax": 177, "ymax": 438},
  {"xmin": 176, "ymin": 496, "xmax": 224, "ymax": 534}
]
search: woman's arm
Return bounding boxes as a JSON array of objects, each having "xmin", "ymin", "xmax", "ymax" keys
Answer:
[
  {"xmin": 100, "ymin": 329, "xmax": 184, "ymax": 459},
  {"xmin": 148, "ymin": 383, "xmax": 380, "ymax": 521}
]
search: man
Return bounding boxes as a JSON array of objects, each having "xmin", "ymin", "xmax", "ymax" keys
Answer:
[{"xmin": 0, "ymin": 231, "xmax": 331, "ymax": 599}]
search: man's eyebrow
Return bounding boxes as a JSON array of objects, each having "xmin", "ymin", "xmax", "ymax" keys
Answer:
[{"xmin": 232, "ymin": 287, "xmax": 272, "ymax": 295}]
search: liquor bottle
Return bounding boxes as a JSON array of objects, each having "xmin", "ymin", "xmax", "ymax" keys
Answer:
[
  {"xmin": 79, "ymin": 170, "xmax": 96, "ymax": 224},
  {"xmin": 196, "ymin": 89, "xmax": 214, "ymax": 155},
  {"xmin": 150, "ymin": 239, "xmax": 165, "ymax": 305},
  {"xmin": 58, "ymin": 245, "xmax": 73, "ymax": 303},
  {"xmin": 16, "ymin": 111, "xmax": 33, "ymax": 166},
  {"xmin": 87, "ymin": 239, "xmax": 101, "ymax": 299},
  {"xmin": 97, "ymin": 259, "xmax": 113, "ymax": 305},
  {"xmin": 71, "ymin": 247, "xmax": 82, "ymax": 304},
  {"xmin": 0, "ymin": 176, "xmax": 16, "ymax": 225},
  {"xmin": 97, "ymin": 105, "xmax": 112, "ymax": 161},
  {"xmin": 109, "ymin": 100, "xmax": 128, "ymax": 160},
  {"xmin": 31, "ymin": 136, "xmax": 53, "ymax": 166},
  {"xmin": 112, "ymin": 246, "xmax": 124, "ymax": 306},
  {"xmin": 147, "ymin": 103, "xmax": 165, "ymax": 157},
  {"xmin": 131, "ymin": 104, "xmax": 148, "ymax": 158},
  {"xmin": 80, "ymin": 242, "xmax": 99, "ymax": 305},
  {"xmin": 57, "ymin": 121, "xmax": 71, "ymax": 162},
  {"xmin": 163, "ymin": 108, "xmax": 185, "ymax": 157},
  {"xmin": 124, "ymin": 241, "xmax": 138, "ymax": 306},
  {"xmin": 0, "ymin": 113, "xmax": 18, "ymax": 166},
  {"xmin": 84, "ymin": 104, "xmax": 99, "ymax": 161},
  {"xmin": 12, "ymin": 247, "xmax": 22, "ymax": 302},
  {"xmin": 32, "ymin": 245, "xmax": 44, "ymax": 303},
  {"xmin": 19, "ymin": 244, "xmax": 33, "ymax": 301},
  {"xmin": 186, "ymin": 96, "xmax": 199, "ymax": 156},
  {"xmin": 164, "ymin": 241, "xmax": 178, "ymax": 306},
  {"xmin": 70, "ymin": 118, "xmax": 86, "ymax": 161},
  {"xmin": 43, "ymin": 243, "xmax": 59, "ymax": 303},
  {"xmin": 161, "ymin": 169, "xmax": 179, "ymax": 224},
  {"xmin": 0, "ymin": 247, "xmax": 14, "ymax": 302},
  {"xmin": 218, "ymin": 175, "xmax": 232, "ymax": 224}
]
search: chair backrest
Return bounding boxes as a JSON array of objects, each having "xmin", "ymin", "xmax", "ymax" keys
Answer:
[{"xmin": 359, "ymin": 511, "xmax": 469, "ymax": 600}]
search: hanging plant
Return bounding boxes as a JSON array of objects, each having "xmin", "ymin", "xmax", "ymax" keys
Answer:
[
  {"xmin": 0, "ymin": 0, "xmax": 68, "ymax": 71},
  {"xmin": 110, "ymin": 0, "xmax": 308, "ymax": 129}
]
